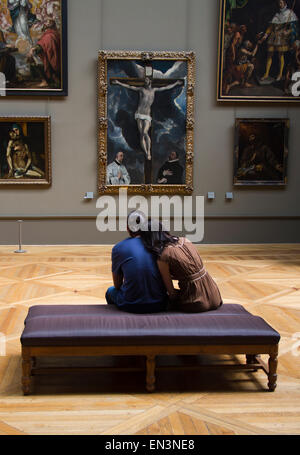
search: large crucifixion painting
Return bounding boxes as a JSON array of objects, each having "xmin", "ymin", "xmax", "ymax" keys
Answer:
[{"xmin": 98, "ymin": 51, "xmax": 195, "ymax": 195}]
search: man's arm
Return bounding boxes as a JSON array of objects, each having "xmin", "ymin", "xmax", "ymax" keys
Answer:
[
  {"xmin": 112, "ymin": 271, "xmax": 123, "ymax": 290},
  {"xmin": 6, "ymin": 141, "xmax": 13, "ymax": 176},
  {"xmin": 107, "ymin": 163, "xmax": 121, "ymax": 185},
  {"xmin": 111, "ymin": 80, "xmax": 140, "ymax": 91},
  {"xmin": 157, "ymin": 164, "xmax": 167, "ymax": 184},
  {"xmin": 155, "ymin": 80, "xmax": 184, "ymax": 92},
  {"xmin": 111, "ymin": 245, "xmax": 124, "ymax": 290},
  {"xmin": 106, "ymin": 164, "xmax": 113, "ymax": 184},
  {"xmin": 121, "ymin": 166, "xmax": 131, "ymax": 185},
  {"xmin": 24, "ymin": 146, "xmax": 32, "ymax": 172}
]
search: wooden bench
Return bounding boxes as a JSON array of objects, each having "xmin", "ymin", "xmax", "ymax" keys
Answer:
[{"xmin": 20, "ymin": 304, "xmax": 280, "ymax": 394}]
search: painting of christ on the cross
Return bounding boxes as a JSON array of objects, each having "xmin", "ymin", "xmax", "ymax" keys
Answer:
[{"xmin": 98, "ymin": 51, "xmax": 195, "ymax": 194}]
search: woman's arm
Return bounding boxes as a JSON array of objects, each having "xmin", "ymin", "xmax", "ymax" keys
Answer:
[{"xmin": 157, "ymin": 259, "xmax": 176, "ymax": 298}]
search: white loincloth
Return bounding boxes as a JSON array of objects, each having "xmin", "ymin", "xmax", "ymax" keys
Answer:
[{"xmin": 135, "ymin": 113, "xmax": 152, "ymax": 122}]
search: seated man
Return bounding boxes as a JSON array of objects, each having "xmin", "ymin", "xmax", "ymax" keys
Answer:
[{"xmin": 105, "ymin": 211, "xmax": 168, "ymax": 313}]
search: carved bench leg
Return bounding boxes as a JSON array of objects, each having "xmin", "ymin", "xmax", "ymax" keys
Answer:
[
  {"xmin": 268, "ymin": 352, "xmax": 278, "ymax": 392},
  {"xmin": 22, "ymin": 349, "xmax": 32, "ymax": 396},
  {"xmin": 32, "ymin": 357, "xmax": 37, "ymax": 369},
  {"xmin": 246, "ymin": 354, "xmax": 256, "ymax": 364},
  {"xmin": 246, "ymin": 354, "xmax": 259, "ymax": 372},
  {"xmin": 146, "ymin": 355, "xmax": 156, "ymax": 392}
]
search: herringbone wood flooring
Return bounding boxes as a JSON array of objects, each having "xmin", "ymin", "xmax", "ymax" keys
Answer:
[{"xmin": 0, "ymin": 244, "xmax": 299, "ymax": 435}]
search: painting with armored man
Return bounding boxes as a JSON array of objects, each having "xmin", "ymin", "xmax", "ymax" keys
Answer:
[
  {"xmin": 218, "ymin": 0, "xmax": 300, "ymax": 101},
  {"xmin": 98, "ymin": 51, "xmax": 195, "ymax": 195},
  {"xmin": 0, "ymin": 116, "xmax": 51, "ymax": 185},
  {"xmin": 0, "ymin": 0, "xmax": 67, "ymax": 96}
]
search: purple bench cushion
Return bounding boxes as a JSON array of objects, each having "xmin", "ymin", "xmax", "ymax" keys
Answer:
[
  {"xmin": 24, "ymin": 303, "xmax": 251, "ymax": 323},
  {"xmin": 21, "ymin": 304, "xmax": 280, "ymax": 347}
]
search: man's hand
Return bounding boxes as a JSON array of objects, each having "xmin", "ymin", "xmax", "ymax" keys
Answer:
[
  {"xmin": 163, "ymin": 170, "xmax": 173, "ymax": 176},
  {"xmin": 257, "ymin": 32, "xmax": 267, "ymax": 44},
  {"xmin": 27, "ymin": 47, "xmax": 35, "ymax": 58}
]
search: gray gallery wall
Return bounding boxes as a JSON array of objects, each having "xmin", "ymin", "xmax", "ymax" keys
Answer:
[{"xmin": 0, "ymin": 0, "xmax": 299, "ymax": 245}]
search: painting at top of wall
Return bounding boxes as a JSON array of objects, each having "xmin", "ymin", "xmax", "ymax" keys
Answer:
[
  {"xmin": 217, "ymin": 0, "xmax": 300, "ymax": 102},
  {"xmin": 0, "ymin": 0, "xmax": 67, "ymax": 96}
]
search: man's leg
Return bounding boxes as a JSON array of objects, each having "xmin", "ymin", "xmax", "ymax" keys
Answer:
[
  {"xmin": 142, "ymin": 120, "xmax": 152, "ymax": 160},
  {"xmin": 276, "ymin": 52, "xmax": 285, "ymax": 81},
  {"xmin": 137, "ymin": 119, "xmax": 152, "ymax": 160},
  {"xmin": 243, "ymin": 64, "xmax": 254, "ymax": 87},
  {"xmin": 262, "ymin": 52, "xmax": 274, "ymax": 80},
  {"xmin": 105, "ymin": 286, "xmax": 120, "ymax": 305}
]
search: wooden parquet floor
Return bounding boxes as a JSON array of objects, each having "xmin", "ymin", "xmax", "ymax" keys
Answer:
[{"xmin": 0, "ymin": 244, "xmax": 299, "ymax": 435}]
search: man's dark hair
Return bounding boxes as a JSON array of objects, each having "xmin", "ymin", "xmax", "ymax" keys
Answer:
[{"xmin": 127, "ymin": 210, "xmax": 147, "ymax": 237}]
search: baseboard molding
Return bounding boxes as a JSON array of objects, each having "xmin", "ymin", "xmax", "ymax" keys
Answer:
[
  {"xmin": 1, "ymin": 217, "xmax": 300, "ymax": 244},
  {"xmin": 0, "ymin": 215, "xmax": 299, "ymax": 220}
]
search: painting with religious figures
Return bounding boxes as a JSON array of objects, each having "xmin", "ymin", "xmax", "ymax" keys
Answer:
[
  {"xmin": 0, "ymin": 0, "xmax": 67, "ymax": 96},
  {"xmin": 217, "ymin": 0, "xmax": 300, "ymax": 102},
  {"xmin": 233, "ymin": 118, "xmax": 289, "ymax": 185},
  {"xmin": 0, "ymin": 116, "xmax": 51, "ymax": 185},
  {"xmin": 98, "ymin": 50, "xmax": 195, "ymax": 195}
]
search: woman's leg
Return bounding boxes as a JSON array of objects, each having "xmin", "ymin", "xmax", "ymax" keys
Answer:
[{"xmin": 174, "ymin": 299, "xmax": 222, "ymax": 313}]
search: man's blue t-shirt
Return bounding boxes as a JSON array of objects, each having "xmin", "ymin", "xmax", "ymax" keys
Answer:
[{"xmin": 111, "ymin": 237, "xmax": 168, "ymax": 312}]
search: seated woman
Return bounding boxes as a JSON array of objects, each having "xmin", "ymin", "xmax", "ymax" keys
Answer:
[{"xmin": 139, "ymin": 220, "xmax": 223, "ymax": 313}]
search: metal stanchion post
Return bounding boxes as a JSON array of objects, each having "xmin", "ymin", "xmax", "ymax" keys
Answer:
[{"xmin": 14, "ymin": 220, "xmax": 27, "ymax": 254}]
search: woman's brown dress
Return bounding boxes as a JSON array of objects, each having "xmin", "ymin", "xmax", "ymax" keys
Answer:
[{"xmin": 160, "ymin": 237, "xmax": 223, "ymax": 313}]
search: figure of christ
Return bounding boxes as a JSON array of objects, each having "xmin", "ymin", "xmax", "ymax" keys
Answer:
[
  {"xmin": 6, "ymin": 128, "xmax": 44, "ymax": 179},
  {"xmin": 111, "ymin": 76, "xmax": 184, "ymax": 161}
]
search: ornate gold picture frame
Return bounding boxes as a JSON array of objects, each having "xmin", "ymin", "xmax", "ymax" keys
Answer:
[
  {"xmin": 97, "ymin": 50, "xmax": 195, "ymax": 195},
  {"xmin": 0, "ymin": 116, "xmax": 51, "ymax": 186}
]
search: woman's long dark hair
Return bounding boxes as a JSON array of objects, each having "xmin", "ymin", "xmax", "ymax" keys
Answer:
[{"xmin": 139, "ymin": 219, "xmax": 179, "ymax": 258}]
